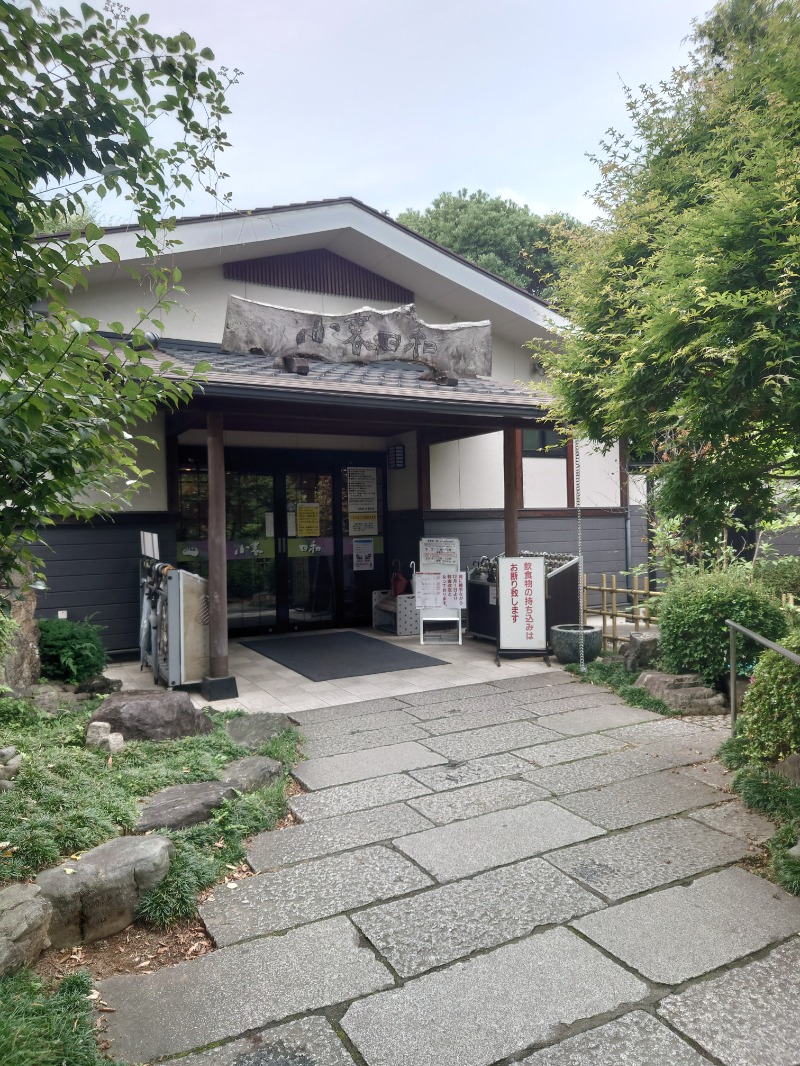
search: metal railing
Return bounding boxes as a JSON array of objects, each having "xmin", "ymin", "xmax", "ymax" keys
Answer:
[{"xmin": 726, "ymin": 619, "xmax": 800, "ymax": 734}]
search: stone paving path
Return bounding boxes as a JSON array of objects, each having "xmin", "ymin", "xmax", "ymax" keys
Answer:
[{"xmin": 97, "ymin": 672, "xmax": 798, "ymax": 1066}]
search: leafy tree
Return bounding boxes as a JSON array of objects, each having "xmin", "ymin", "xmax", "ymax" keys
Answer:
[
  {"xmin": 397, "ymin": 189, "xmax": 589, "ymax": 299},
  {"xmin": 0, "ymin": 1, "xmax": 238, "ymax": 586},
  {"xmin": 536, "ymin": 0, "xmax": 800, "ymax": 550}
]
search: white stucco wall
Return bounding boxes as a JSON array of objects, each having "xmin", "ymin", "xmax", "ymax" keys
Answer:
[
  {"xmin": 629, "ymin": 473, "xmax": 649, "ymax": 507},
  {"xmin": 574, "ymin": 442, "xmax": 621, "ymax": 508},
  {"xmin": 78, "ymin": 412, "xmax": 168, "ymax": 513},
  {"xmin": 523, "ymin": 457, "xmax": 569, "ymax": 508}
]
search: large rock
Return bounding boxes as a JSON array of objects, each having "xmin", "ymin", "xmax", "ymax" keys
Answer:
[
  {"xmin": 87, "ymin": 689, "xmax": 213, "ymax": 742},
  {"xmin": 775, "ymin": 753, "xmax": 800, "ymax": 786},
  {"xmin": 638, "ymin": 671, "xmax": 727, "ymax": 715},
  {"xmin": 35, "ymin": 836, "xmax": 174, "ymax": 948},
  {"xmin": 622, "ymin": 632, "xmax": 660, "ymax": 674},
  {"xmin": 0, "ymin": 567, "xmax": 40, "ymax": 691},
  {"xmin": 225, "ymin": 712, "xmax": 293, "ymax": 749},
  {"xmin": 0, "ymin": 883, "xmax": 53, "ymax": 976},
  {"xmin": 136, "ymin": 782, "xmax": 237, "ymax": 832},
  {"xmin": 221, "ymin": 755, "xmax": 282, "ymax": 792},
  {"xmin": 77, "ymin": 675, "xmax": 123, "ymax": 696}
]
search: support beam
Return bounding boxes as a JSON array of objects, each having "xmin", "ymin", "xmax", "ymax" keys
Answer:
[
  {"xmin": 202, "ymin": 412, "xmax": 238, "ymax": 701},
  {"xmin": 503, "ymin": 427, "xmax": 520, "ymax": 557}
]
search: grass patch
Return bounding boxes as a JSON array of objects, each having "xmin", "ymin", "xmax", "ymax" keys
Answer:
[
  {"xmin": 564, "ymin": 656, "xmax": 678, "ymax": 716},
  {"xmin": 0, "ymin": 969, "xmax": 117, "ymax": 1066},
  {"xmin": 0, "ymin": 694, "xmax": 301, "ymax": 923},
  {"xmin": 718, "ymin": 735, "xmax": 800, "ymax": 896}
]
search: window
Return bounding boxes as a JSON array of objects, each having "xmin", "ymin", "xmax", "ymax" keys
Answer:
[{"xmin": 521, "ymin": 428, "xmax": 568, "ymax": 458}]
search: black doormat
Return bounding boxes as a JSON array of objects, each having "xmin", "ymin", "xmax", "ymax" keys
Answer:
[{"xmin": 239, "ymin": 631, "xmax": 448, "ymax": 682}]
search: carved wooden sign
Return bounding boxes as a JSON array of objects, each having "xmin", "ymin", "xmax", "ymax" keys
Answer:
[{"xmin": 220, "ymin": 296, "xmax": 492, "ymax": 378}]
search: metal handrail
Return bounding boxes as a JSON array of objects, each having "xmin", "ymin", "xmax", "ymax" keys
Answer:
[{"xmin": 726, "ymin": 619, "xmax": 800, "ymax": 734}]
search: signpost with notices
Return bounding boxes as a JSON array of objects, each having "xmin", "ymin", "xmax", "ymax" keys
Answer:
[
  {"xmin": 497, "ymin": 556, "xmax": 547, "ymax": 654},
  {"xmin": 415, "ymin": 537, "xmax": 463, "ymax": 645}
]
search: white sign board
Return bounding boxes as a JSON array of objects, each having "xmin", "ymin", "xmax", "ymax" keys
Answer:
[
  {"xmin": 415, "ymin": 572, "xmax": 466, "ymax": 610},
  {"xmin": 353, "ymin": 537, "xmax": 374, "ymax": 571},
  {"xmin": 498, "ymin": 556, "xmax": 547, "ymax": 651},
  {"xmin": 420, "ymin": 537, "xmax": 460, "ymax": 569}
]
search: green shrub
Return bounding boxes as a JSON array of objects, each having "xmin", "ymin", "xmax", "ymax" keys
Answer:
[
  {"xmin": 658, "ymin": 568, "xmax": 787, "ymax": 687},
  {"xmin": 734, "ymin": 628, "xmax": 800, "ymax": 762},
  {"xmin": 38, "ymin": 617, "xmax": 108, "ymax": 684},
  {"xmin": 754, "ymin": 555, "xmax": 800, "ymax": 601}
]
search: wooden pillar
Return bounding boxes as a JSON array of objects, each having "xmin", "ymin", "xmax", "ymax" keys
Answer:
[
  {"xmin": 503, "ymin": 427, "xmax": 520, "ymax": 557},
  {"xmin": 202, "ymin": 411, "xmax": 237, "ymax": 699}
]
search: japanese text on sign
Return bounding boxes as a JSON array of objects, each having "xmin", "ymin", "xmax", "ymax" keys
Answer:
[
  {"xmin": 498, "ymin": 556, "xmax": 546, "ymax": 651},
  {"xmin": 414, "ymin": 572, "xmax": 466, "ymax": 610},
  {"xmin": 420, "ymin": 537, "xmax": 460, "ymax": 568}
]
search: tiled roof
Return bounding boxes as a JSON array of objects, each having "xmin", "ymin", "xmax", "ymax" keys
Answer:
[{"xmin": 156, "ymin": 339, "xmax": 551, "ymax": 413}]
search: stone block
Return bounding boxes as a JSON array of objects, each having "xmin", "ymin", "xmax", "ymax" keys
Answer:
[
  {"xmin": 287, "ymin": 696, "xmax": 407, "ymax": 726},
  {"xmin": 622, "ymin": 631, "xmax": 660, "ymax": 674},
  {"xmin": 36, "ymin": 835, "xmax": 173, "ymax": 948},
  {"xmin": 247, "ymin": 802, "xmax": 433, "ymax": 871},
  {"xmin": 688, "ymin": 800, "xmax": 777, "ymax": 843},
  {"xmin": 395, "ymin": 800, "xmax": 603, "ymax": 881},
  {"xmin": 99, "ymin": 732, "xmax": 124, "ymax": 754},
  {"xmin": 85, "ymin": 721, "xmax": 111, "ymax": 748},
  {"xmin": 0, "ymin": 753, "xmax": 23, "ymax": 779},
  {"xmin": 659, "ymin": 939, "xmax": 800, "ymax": 1065},
  {"xmin": 557, "ymin": 770, "xmax": 721, "ymax": 830},
  {"xmin": 0, "ymin": 746, "xmax": 18, "ymax": 764},
  {"xmin": 421, "ymin": 720, "xmax": 563, "ymax": 761},
  {"xmin": 544, "ymin": 704, "xmax": 663, "ymax": 736},
  {"xmin": 0, "ymin": 883, "xmax": 53, "ymax": 976},
  {"xmin": 775, "ymin": 751, "xmax": 800, "ymax": 785},
  {"xmin": 137, "ymin": 781, "xmax": 236, "ymax": 832},
  {"xmin": 221, "ymin": 755, "xmax": 282, "ymax": 792},
  {"xmin": 407, "ymin": 777, "xmax": 548, "ymax": 824},
  {"xmin": 408, "ymin": 753, "xmax": 529, "ymax": 791},
  {"xmin": 572, "ymin": 867, "xmax": 800, "ymax": 983},
  {"xmin": 548, "ymin": 816, "xmax": 749, "ymax": 900},
  {"xmin": 99, "ymin": 916, "xmax": 393, "ymax": 1063},
  {"xmin": 516, "ymin": 732, "xmax": 628, "ymax": 767},
  {"xmin": 289, "ymin": 774, "xmax": 431, "ymax": 822},
  {"xmin": 302, "ymin": 723, "xmax": 428, "ymax": 760},
  {"xmin": 224, "ymin": 712, "xmax": 294, "ymax": 748},
  {"xmin": 87, "ymin": 689, "xmax": 213, "ymax": 741},
  {"xmin": 418, "ymin": 702, "xmax": 533, "ymax": 735},
  {"xmin": 341, "ymin": 928, "xmax": 647, "ymax": 1066},
  {"xmin": 638, "ymin": 671, "xmax": 727, "ymax": 714},
  {"xmin": 520, "ymin": 1011, "xmax": 709, "ymax": 1065},
  {"xmin": 76, "ymin": 675, "xmax": 123, "ymax": 695},
  {"xmin": 398, "ymin": 683, "xmax": 501, "ymax": 707},
  {"xmin": 293, "ymin": 741, "xmax": 446, "ymax": 790},
  {"xmin": 488, "ymin": 671, "xmax": 578, "ymax": 693},
  {"xmin": 522, "ymin": 749, "xmax": 674, "ymax": 795},
  {"xmin": 201, "ymin": 845, "xmax": 431, "ymax": 946},
  {"xmin": 298, "ymin": 709, "xmax": 420, "ymax": 739},
  {"xmin": 176, "ymin": 1016, "xmax": 355, "ymax": 1066},
  {"xmin": 353, "ymin": 857, "xmax": 601, "ymax": 976}
]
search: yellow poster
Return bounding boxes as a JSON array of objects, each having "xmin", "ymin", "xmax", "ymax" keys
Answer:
[{"xmin": 296, "ymin": 502, "xmax": 321, "ymax": 537}]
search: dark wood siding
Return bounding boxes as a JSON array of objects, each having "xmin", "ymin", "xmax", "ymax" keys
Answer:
[
  {"xmin": 224, "ymin": 249, "xmax": 413, "ymax": 303},
  {"xmin": 35, "ymin": 519, "xmax": 177, "ymax": 655}
]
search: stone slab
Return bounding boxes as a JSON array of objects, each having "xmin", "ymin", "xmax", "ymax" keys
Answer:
[
  {"xmin": 398, "ymin": 683, "xmax": 502, "ymax": 707},
  {"xmin": 519, "ymin": 1010, "xmax": 710, "ymax": 1065},
  {"xmin": 677, "ymin": 760, "xmax": 734, "ymax": 791},
  {"xmin": 488, "ymin": 672, "xmax": 578, "ymax": 693},
  {"xmin": 658, "ymin": 939, "xmax": 800, "ymax": 1066},
  {"xmin": 407, "ymin": 777, "xmax": 548, "ymax": 824},
  {"xmin": 515, "ymin": 732, "xmax": 628, "ymax": 767},
  {"xmin": 353, "ymin": 857, "xmax": 602, "ymax": 976},
  {"xmin": 407, "ymin": 693, "xmax": 533, "ymax": 724},
  {"xmin": 136, "ymin": 781, "xmax": 236, "ymax": 832},
  {"xmin": 201, "ymin": 845, "xmax": 432, "ymax": 945},
  {"xmin": 572, "ymin": 867, "xmax": 800, "ymax": 983},
  {"xmin": 688, "ymin": 800, "xmax": 777, "ymax": 843},
  {"xmin": 294, "ymin": 742, "xmax": 446, "ymax": 790},
  {"xmin": 0, "ymin": 883, "xmax": 52, "ymax": 977},
  {"xmin": 522, "ymin": 750, "xmax": 676, "ymax": 796},
  {"xmin": 341, "ymin": 928, "xmax": 647, "ymax": 1066},
  {"xmin": 515, "ymin": 693, "xmax": 633, "ymax": 717},
  {"xmin": 611, "ymin": 719, "xmax": 710, "ymax": 741},
  {"xmin": 224, "ymin": 713, "xmax": 294, "ymax": 749},
  {"xmin": 557, "ymin": 770, "xmax": 722, "ymax": 830},
  {"xmin": 176, "ymin": 1016, "xmax": 356, "ymax": 1066},
  {"xmin": 421, "ymin": 720, "xmax": 562, "ymax": 761},
  {"xmin": 395, "ymin": 801, "xmax": 603, "ymax": 881},
  {"xmin": 298, "ymin": 709, "xmax": 420, "ymax": 740},
  {"xmin": 421, "ymin": 703, "xmax": 535, "ymax": 735},
  {"xmin": 99, "ymin": 916, "xmax": 392, "ymax": 1063},
  {"xmin": 288, "ymin": 697, "xmax": 407, "ymax": 726},
  {"xmin": 247, "ymin": 802, "xmax": 433, "ymax": 871},
  {"xmin": 632, "ymin": 732, "xmax": 723, "ymax": 764},
  {"xmin": 408, "ymin": 753, "xmax": 529, "ymax": 791},
  {"xmin": 547, "ymin": 816, "xmax": 749, "ymax": 900},
  {"xmin": 544, "ymin": 705, "xmax": 662, "ymax": 735},
  {"xmin": 221, "ymin": 755, "xmax": 282, "ymax": 792},
  {"xmin": 302, "ymin": 724, "xmax": 428, "ymax": 760},
  {"xmin": 290, "ymin": 774, "xmax": 431, "ymax": 822}
]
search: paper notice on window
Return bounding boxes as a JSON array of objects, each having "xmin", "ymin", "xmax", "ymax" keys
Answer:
[
  {"xmin": 264, "ymin": 513, "xmax": 275, "ymax": 538},
  {"xmin": 296, "ymin": 502, "xmax": 320, "ymax": 537},
  {"xmin": 420, "ymin": 537, "xmax": 459, "ymax": 569},
  {"xmin": 349, "ymin": 512, "xmax": 378, "ymax": 535},
  {"xmin": 347, "ymin": 467, "xmax": 378, "ymax": 512},
  {"xmin": 353, "ymin": 537, "xmax": 374, "ymax": 571}
]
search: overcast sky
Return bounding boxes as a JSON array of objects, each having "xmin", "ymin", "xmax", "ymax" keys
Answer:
[{"xmin": 131, "ymin": 0, "xmax": 715, "ymax": 224}]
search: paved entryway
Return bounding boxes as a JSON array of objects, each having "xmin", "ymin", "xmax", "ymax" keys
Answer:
[{"xmin": 97, "ymin": 671, "xmax": 797, "ymax": 1066}]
